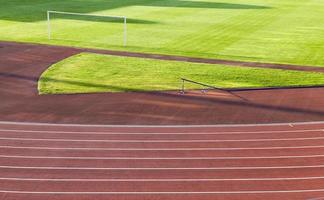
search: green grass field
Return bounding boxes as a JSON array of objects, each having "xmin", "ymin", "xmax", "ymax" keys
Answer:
[
  {"xmin": 1, "ymin": 0, "xmax": 324, "ymax": 67},
  {"xmin": 38, "ymin": 53, "xmax": 324, "ymax": 94}
]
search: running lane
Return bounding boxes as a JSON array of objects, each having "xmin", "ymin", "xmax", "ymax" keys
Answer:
[
  {"xmin": 1, "ymin": 41, "xmax": 324, "ymax": 125},
  {"xmin": 1, "ymin": 122, "xmax": 324, "ymax": 200}
]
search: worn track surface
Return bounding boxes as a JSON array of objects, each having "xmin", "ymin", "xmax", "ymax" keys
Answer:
[{"xmin": 1, "ymin": 41, "xmax": 324, "ymax": 125}]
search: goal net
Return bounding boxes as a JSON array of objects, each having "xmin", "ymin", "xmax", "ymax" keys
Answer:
[{"xmin": 47, "ymin": 11, "xmax": 127, "ymax": 47}]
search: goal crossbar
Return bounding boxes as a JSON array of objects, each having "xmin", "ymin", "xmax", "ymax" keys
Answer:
[{"xmin": 47, "ymin": 10, "xmax": 127, "ymax": 46}]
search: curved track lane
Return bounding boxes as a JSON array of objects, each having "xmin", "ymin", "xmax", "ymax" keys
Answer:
[
  {"xmin": 0, "ymin": 122, "xmax": 324, "ymax": 199},
  {"xmin": 1, "ymin": 41, "xmax": 324, "ymax": 125},
  {"xmin": 2, "ymin": 41, "xmax": 324, "ymax": 199}
]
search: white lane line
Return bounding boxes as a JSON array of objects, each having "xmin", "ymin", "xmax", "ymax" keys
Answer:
[
  {"xmin": 2, "ymin": 145, "xmax": 324, "ymax": 151},
  {"xmin": 2, "ymin": 154, "xmax": 324, "ymax": 160},
  {"xmin": 2, "ymin": 189, "xmax": 324, "ymax": 194},
  {"xmin": 1, "ymin": 120, "xmax": 324, "ymax": 127},
  {"xmin": 2, "ymin": 165, "xmax": 324, "ymax": 170},
  {"xmin": 2, "ymin": 136, "xmax": 324, "ymax": 142},
  {"xmin": 2, "ymin": 176, "xmax": 324, "ymax": 181},
  {"xmin": 309, "ymin": 197, "xmax": 324, "ymax": 200},
  {"xmin": 0, "ymin": 128, "xmax": 323, "ymax": 135}
]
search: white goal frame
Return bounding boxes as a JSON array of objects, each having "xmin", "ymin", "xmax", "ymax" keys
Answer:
[{"xmin": 47, "ymin": 10, "xmax": 127, "ymax": 47}]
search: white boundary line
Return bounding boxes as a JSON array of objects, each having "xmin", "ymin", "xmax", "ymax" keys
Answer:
[
  {"xmin": 0, "ymin": 128, "xmax": 323, "ymax": 135},
  {"xmin": 1, "ymin": 136, "xmax": 324, "ymax": 142},
  {"xmin": 310, "ymin": 198, "xmax": 324, "ymax": 200},
  {"xmin": 2, "ymin": 145, "xmax": 324, "ymax": 150},
  {"xmin": 1, "ymin": 120, "xmax": 324, "ymax": 128},
  {"xmin": 2, "ymin": 177, "xmax": 324, "ymax": 181},
  {"xmin": 2, "ymin": 154, "xmax": 324, "ymax": 160},
  {"xmin": 1, "ymin": 165, "xmax": 324, "ymax": 170},
  {"xmin": 2, "ymin": 189, "xmax": 324, "ymax": 194}
]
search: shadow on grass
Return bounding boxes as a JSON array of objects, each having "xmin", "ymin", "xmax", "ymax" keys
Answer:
[
  {"xmin": 1, "ymin": 71, "xmax": 324, "ymax": 118},
  {"xmin": 39, "ymin": 77, "xmax": 139, "ymax": 94},
  {"xmin": 0, "ymin": 0, "xmax": 271, "ymax": 22},
  {"xmin": 48, "ymin": 14, "xmax": 157, "ymax": 24},
  {"xmin": 149, "ymin": 1, "xmax": 271, "ymax": 9},
  {"xmin": 0, "ymin": 72, "xmax": 137, "ymax": 93}
]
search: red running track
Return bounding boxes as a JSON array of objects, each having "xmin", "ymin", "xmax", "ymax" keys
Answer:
[
  {"xmin": 1, "ymin": 121, "xmax": 324, "ymax": 199},
  {"xmin": 1, "ymin": 41, "xmax": 324, "ymax": 125},
  {"xmin": 2, "ymin": 41, "xmax": 324, "ymax": 199}
]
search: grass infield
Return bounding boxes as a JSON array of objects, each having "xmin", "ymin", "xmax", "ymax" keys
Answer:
[
  {"xmin": 1, "ymin": 0, "xmax": 324, "ymax": 67},
  {"xmin": 39, "ymin": 53, "xmax": 324, "ymax": 94}
]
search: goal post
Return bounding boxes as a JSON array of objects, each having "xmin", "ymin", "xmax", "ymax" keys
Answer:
[{"xmin": 47, "ymin": 10, "xmax": 127, "ymax": 47}]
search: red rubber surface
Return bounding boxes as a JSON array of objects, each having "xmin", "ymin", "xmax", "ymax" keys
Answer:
[
  {"xmin": 1, "ymin": 41, "xmax": 324, "ymax": 199},
  {"xmin": 1, "ymin": 41, "xmax": 324, "ymax": 125},
  {"xmin": 1, "ymin": 122, "xmax": 324, "ymax": 200}
]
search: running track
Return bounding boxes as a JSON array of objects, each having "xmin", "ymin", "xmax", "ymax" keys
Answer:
[
  {"xmin": 1, "ymin": 121, "xmax": 324, "ymax": 199},
  {"xmin": 1, "ymin": 41, "xmax": 324, "ymax": 125},
  {"xmin": 2, "ymin": 41, "xmax": 324, "ymax": 199}
]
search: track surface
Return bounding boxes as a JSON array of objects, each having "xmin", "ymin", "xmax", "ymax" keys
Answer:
[
  {"xmin": 2, "ymin": 41, "xmax": 324, "ymax": 199},
  {"xmin": 1, "ymin": 41, "xmax": 324, "ymax": 125},
  {"xmin": 1, "ymin": 121, "xmax": 324, "ymax": 199}
]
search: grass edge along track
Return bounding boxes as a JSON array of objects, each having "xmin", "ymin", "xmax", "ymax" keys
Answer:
[{"xmin": 38, "ymin": 52, "xmax": 324, "ymax": 94}]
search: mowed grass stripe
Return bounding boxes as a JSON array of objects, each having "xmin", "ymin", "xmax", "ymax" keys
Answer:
[
  {"xmin": 1, "ymin": 0, "xmax": 323, "ymax": 66},
  {"xmin": 38, "ymin": 53, "xmax": 324, "ymax": 94},
  {"xmin": 224, "ymin": 1, "xmax": 324, "ymax": 65},
  {"xmin": 170, "ymin": 7, "xmax": 282, "ymax": 55}
]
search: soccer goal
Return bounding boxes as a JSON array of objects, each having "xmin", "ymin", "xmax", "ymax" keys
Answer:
[{"xmin": 47, "ymin": 11, "xmax": 127, "ymax": 47}]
